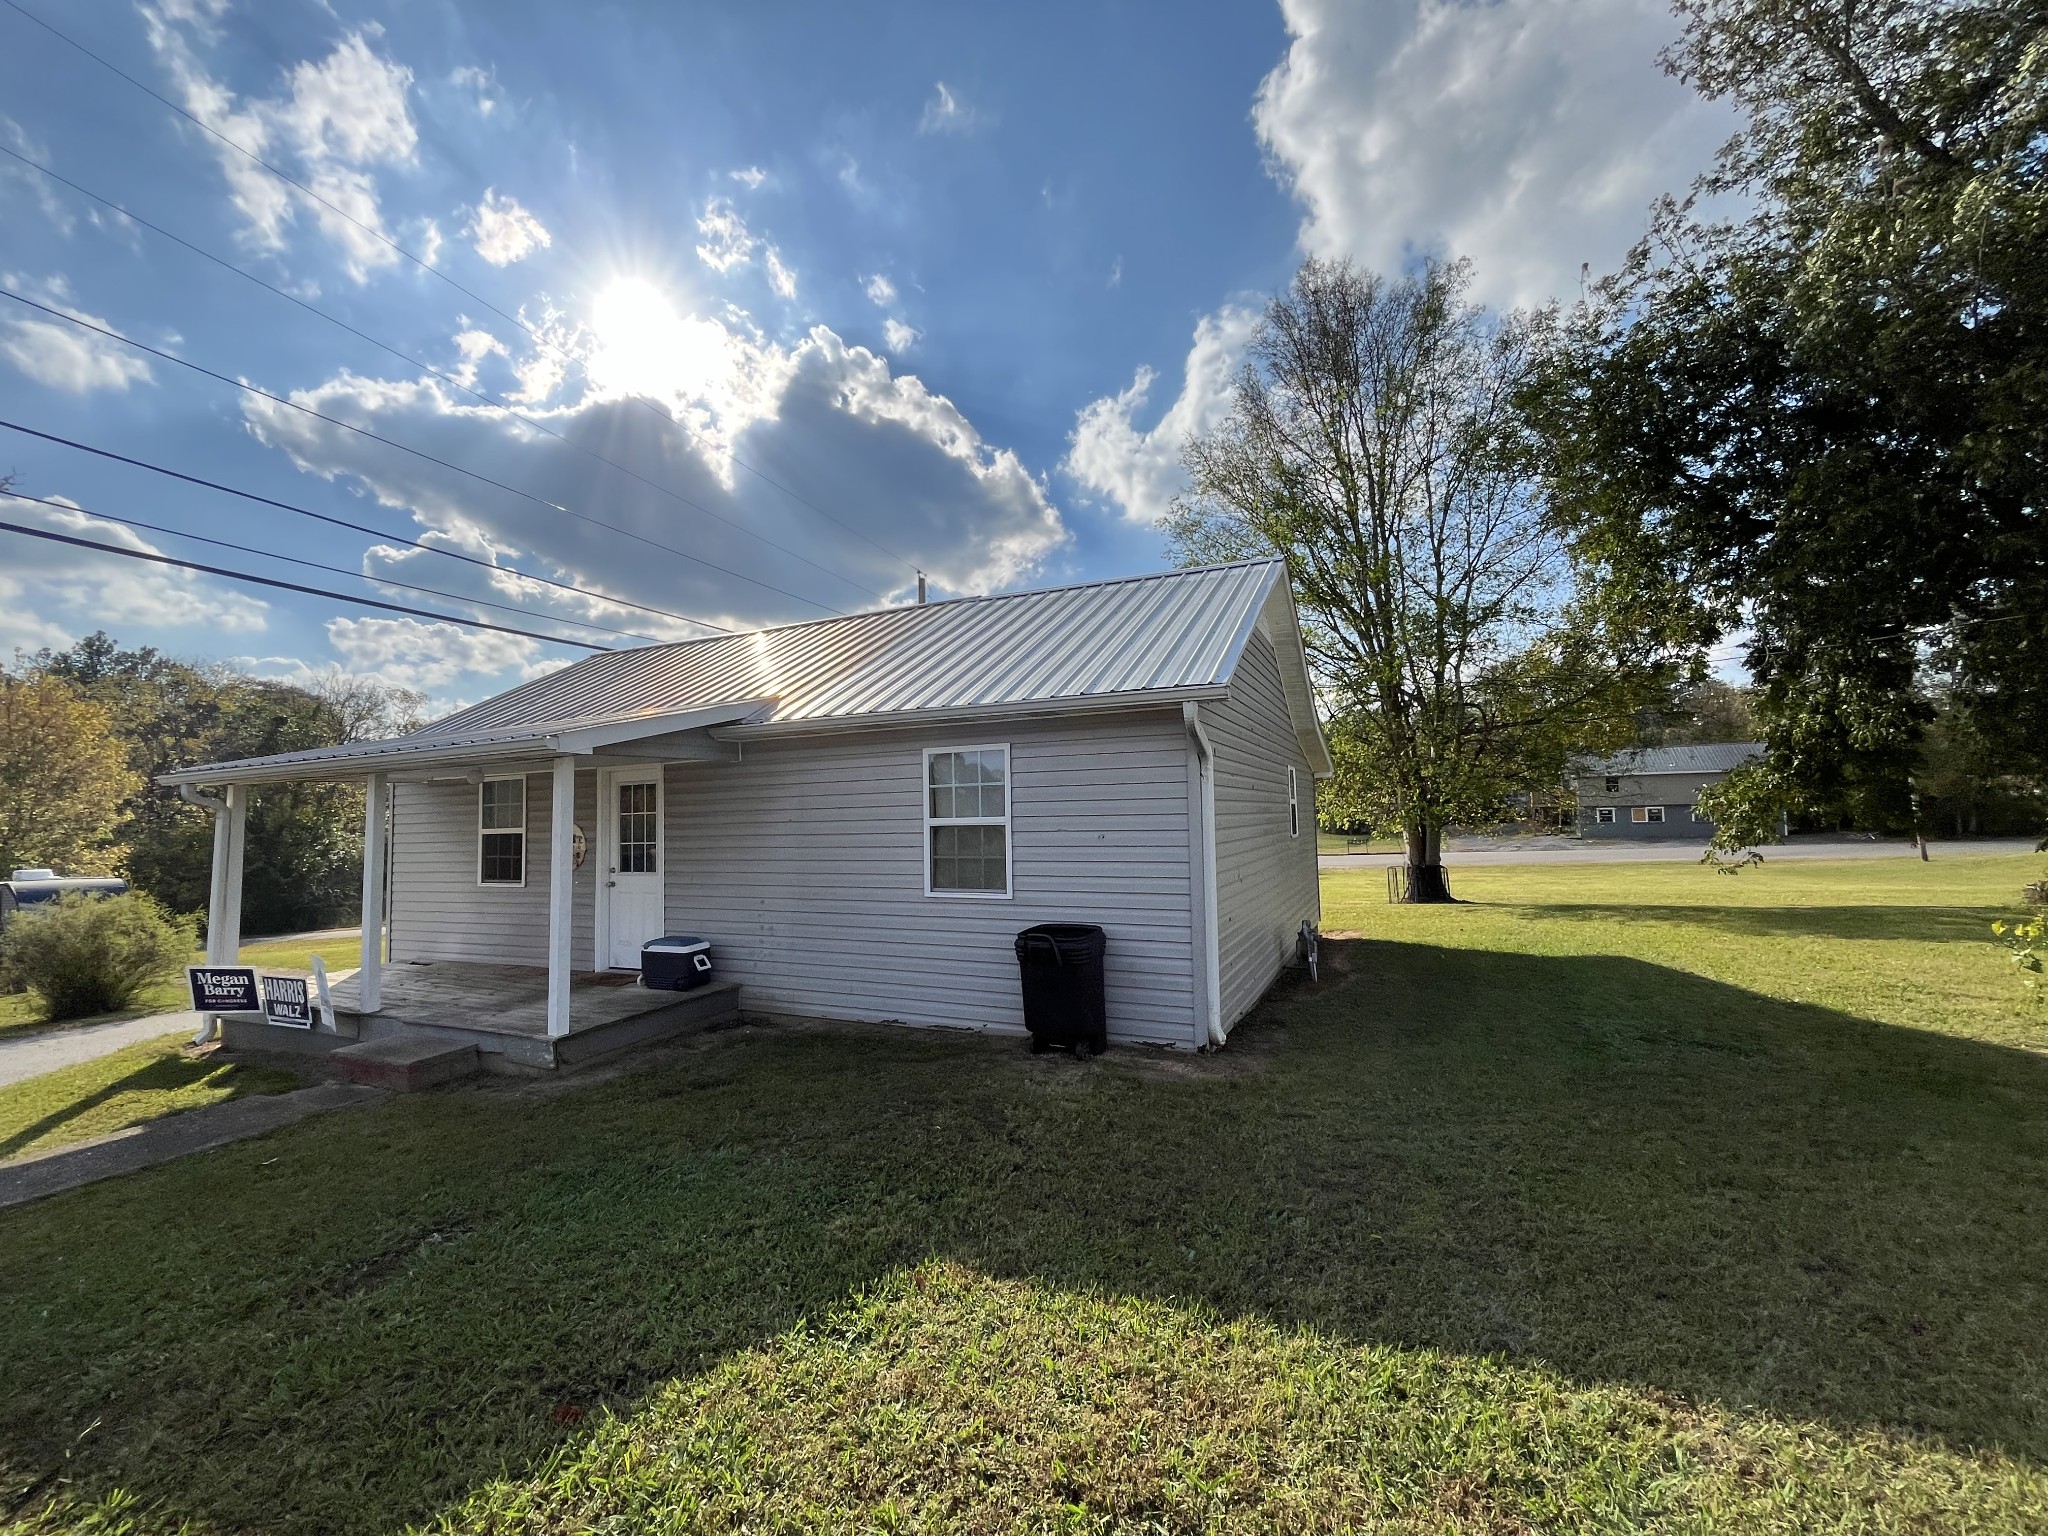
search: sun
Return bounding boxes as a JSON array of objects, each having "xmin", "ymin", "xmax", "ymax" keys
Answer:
[{"xmin": 587, "ymin": 277, "xmax": 737, "ymax": 405}]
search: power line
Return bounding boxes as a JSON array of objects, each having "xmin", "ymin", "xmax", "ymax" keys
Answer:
[
  {"xmin": 0, "ymin": 516, "xmax": 613, "ymax": 651},
  {"xmin": 0, "ymin": 489, "xmax": 662, "ymax": 644},
  {"xmin": 0, "ymin": 0, "xmax": 922, "ymax": 576},
  {"xmin": 0, "ymin": 286, "xmax": 843, "ymax": 615},
  {"xmin": 0, "ymin": 418, "xmax": 735, "ymax": 635},
  {"xmin": 0, "ymin": 144, "xmax": 885, "ymax": 604}
]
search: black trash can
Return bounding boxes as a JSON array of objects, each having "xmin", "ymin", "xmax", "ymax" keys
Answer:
[{"xmin": 1014, "ymin": 923, "xmax": 1107, "ymax": 1054}]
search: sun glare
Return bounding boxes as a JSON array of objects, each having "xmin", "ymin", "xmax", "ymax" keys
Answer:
[{"xmin": 587, "ymin": 277, "xmax": 732, "ymax": 404}]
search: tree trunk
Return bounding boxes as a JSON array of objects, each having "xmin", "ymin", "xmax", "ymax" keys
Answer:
[{"xmin": 1403, "ymin": 821, "xmax": 1456, "ymax": 903}]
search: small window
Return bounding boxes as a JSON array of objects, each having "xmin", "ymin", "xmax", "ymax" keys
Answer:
[
  {"xmin": 1603, "ymin": 776, "xmax": 1621, "ymax": 794},
  {"xmin": 1646, "ymin": 805, "xmax": 1665, "ymax": 823},
  {"xmin": 1595, "ymin": 807, "xmax": 1616, "ymax": 825},
  {"xmin": 479, "ymin": 776, "xmax": 526, "ymax": 885},
  {"xmin": 925, "ymin": 746, "xmax": 1010, "ymax": 897},
  {"xmin": 1288, "ymin": 766, "xmax": 1300, "ymax": 838},
  {"xmin": 1691, "ymin": 806, "xmax": 1709, "ymax": 823}
]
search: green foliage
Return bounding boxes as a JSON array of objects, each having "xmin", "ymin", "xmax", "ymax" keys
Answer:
[
  {"xmin": 0, "ymin": 669, "xmax": 142, "ymax": 876},
  {"xmin": 29, "ymin": 633, "xmax": 425, "ymax": 934},
  {"xmin": 1992, "ymin": 912, "xmax": 2046, "ymax": 994},
  {"xmin": 0, "ymin": 891, "xmax": 198, "ymax": 1022},
  {"xmin": 1525, "ymin": 0, "xmax": 2048, "ymax": 845},
  {"xmin": 1172, "ymin": 257, "xmax": 1697, "ymax": 870}
]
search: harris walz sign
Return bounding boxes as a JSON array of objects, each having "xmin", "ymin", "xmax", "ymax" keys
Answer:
[{"xmin": 260, "ymin": 973, "xmax": 315, "ymax": 1029}]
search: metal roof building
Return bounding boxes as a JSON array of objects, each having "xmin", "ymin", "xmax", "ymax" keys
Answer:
[{"xmin": 166, "ymin": 561, "xmax": 1332, "ymax": 1061}]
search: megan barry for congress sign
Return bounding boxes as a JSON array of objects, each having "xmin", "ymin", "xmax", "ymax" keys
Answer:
[{"xmin": 187, "ymin": 966, "xmax": 260, "ymax": 1015}]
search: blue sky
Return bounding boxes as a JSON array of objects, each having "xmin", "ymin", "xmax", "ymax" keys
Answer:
[{"xmin": 0, "ymin": 0, "xmax": 1734, "ymax": 707}]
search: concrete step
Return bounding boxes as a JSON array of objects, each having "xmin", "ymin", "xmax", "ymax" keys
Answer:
[{"xmin": 332, "ymin": 1035, "xmax": 480, "ymax": 1092}]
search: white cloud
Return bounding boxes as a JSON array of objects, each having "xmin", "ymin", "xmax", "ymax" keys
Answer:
[
  {"xmin": 1108, "ymin": 256, "xmax": 1123, "ymax": 289},
  {"xmin": 237, "ymin": 300, "xmax": 1068, "ymax": 632},
  {"xmin": 141, "ymin": 12, "xmax": 419, "ymax": 281},
  {"xmin": 0, "ymin": 282, "xmax": 153, "ymax": 394},
  {"xmin": 1064, "ymin": 305, "xmax": 1261, "ymax": 525},
  {"xmin": 863, "ymin": 273, "xmax": 898, "ymax": 308},
  {"xmin": 765, "ymin": 248, "xmax": 797, "ymax": 300},
  {"xmin": 449, "ymin": 64, "xmax": 500, "ymax": 117},
  {"xmin": 322, "ymin": 616, "xmax": 555, "ymax": 690},
  {"xmin": 0, "ymin": 494, "xmax": 265, "ymax": 646},
  {"xmin": 467, "ymin": 188, "xmax": 552, "ymax": 266},
  {"xmin": 1253, "ymin": 0, "xmax": 1737, "ymax": 309},
  {"xmin": 918, "ymin": 81, "xmax": 972, "ymax": 134},
  {"xmin": 693, "ymin": 196, "xmax": 757, "ymax": 273},
  {"xmin": 882, "ymin": 317, "xmax": 920, "ymax": 354},
  {"xmin": 728, "ymin": 165, "xmax": 767, "ymax": 189}
]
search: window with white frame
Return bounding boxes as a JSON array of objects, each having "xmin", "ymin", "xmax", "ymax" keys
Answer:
[
  {"xmin": 1288, "ymin": 766, "xmax": 1300, "ymax": 837},
  {"xmin": 1692, "ymin": 805, "xmax": 1709, "ymax": 822},
  {"xmin": 1632, "ymin": 805, "xmax": 1665, "ymax": 824},
  {"xmin": 478, "ymin": 776, "xmax": 526, "ymax": 885},
  {"xmin": 1603, "ymin": 775, "xmax": 1621, "ymax": 793},
  {"xmin": 1595, "ymin": 806, "xmax": 1616, "ymax": 824},
  {"xmin": 925, "ymin": 746, "xmax": 1010, "ymax": 896}
]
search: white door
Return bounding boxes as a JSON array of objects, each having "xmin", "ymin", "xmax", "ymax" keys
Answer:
[{"xmin": 604, "ymin": 773, "xmax": 664, "ymax": 969}]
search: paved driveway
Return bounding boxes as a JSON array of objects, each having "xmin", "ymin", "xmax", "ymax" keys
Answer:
[
  {"xmin": 1319, "ymin": 836, "xmax": 2038, "ymax": 871},
  {"xmin": 0, "ymin": 1012, "xmax": 205, "ymax": 1089}
]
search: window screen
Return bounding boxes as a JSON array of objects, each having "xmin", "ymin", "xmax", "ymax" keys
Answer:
[
  {"xmin": 927, "ymin": 747, "xmax": 1009, "ymax": 895},
  {"xmin": 479, "ymin": 777, "xmax": 525, "ymax": 884}
]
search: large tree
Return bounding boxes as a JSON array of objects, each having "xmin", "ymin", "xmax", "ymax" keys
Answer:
[
  {"xmin": 0, "ymin": 668, "xmax": 140, "ymax": 877},
  {"xmin": 1529, "ymin": 0, "xmax": 2048, "ymax": 846},
  {"xmin": 1170, "ymin": 257, "xmax": 1694, "ymax": 900}
]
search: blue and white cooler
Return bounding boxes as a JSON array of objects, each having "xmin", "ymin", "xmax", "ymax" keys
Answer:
[{"xmin": 641, "ymin": 934, "xmax": 714, "ymax": 991}]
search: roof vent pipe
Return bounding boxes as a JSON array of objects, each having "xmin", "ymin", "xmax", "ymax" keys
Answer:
[{"xmin": 916, "ymin": 571, "xmax": 927, "ymax": 605}]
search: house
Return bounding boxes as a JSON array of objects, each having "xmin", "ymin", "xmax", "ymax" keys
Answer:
[
  {"xmin": 160, "ymin": 560, "xmax": 1332, "ymax": 1067},
  {"xmin": 1573, "ymin": 743, "xmax": 1765, "ymax": 839}
]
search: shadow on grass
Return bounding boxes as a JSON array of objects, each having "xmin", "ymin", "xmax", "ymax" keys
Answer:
[
  {"xmin": 1, "ymin": 940, "xmax": 2045, "ymax": 1532},
  {"xmin": 0, "ymin": 1053, "xmax": 234, "ymax": 1161},
  {"xmin": 1498, "ymin": 901, "xmax": 2007, "ymax": 943}
]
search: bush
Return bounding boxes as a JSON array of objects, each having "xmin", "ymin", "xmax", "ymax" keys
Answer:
[{"xmin": 0, "ymin": 892, "xmax": 197, "ymax": 1021}]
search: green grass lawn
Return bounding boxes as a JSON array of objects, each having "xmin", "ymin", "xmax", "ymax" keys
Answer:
[
  {"xmin": 0, "ymin": 932, "xmax": 362, "ymax": 1040},
  {"xmin": 2, "ymin": 860, "xmax": 2045, "ymax": 1532},
  {"xmin": 0, "ymin": 1035, "xmax": 300, "ymax": 1163}
]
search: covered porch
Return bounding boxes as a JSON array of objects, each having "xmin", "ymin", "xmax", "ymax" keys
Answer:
[{"xmin": 160, "ymin": 698, "xmax": 770, "ymax": 1062}]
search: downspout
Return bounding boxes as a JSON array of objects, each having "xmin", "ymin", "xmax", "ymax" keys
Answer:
[{"xmin": 1183, "ymin": 703, "xmax": 1225, "ymax": 1048}]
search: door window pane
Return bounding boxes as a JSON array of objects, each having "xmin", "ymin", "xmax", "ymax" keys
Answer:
[{"xmin": 617, "ymin": 781, "xmax": 658, "ymax": 873}]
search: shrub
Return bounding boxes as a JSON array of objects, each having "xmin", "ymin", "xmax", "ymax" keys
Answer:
[{"xmin": 0, "ymin": 892, "xmax": 197, "ymax": 1021}]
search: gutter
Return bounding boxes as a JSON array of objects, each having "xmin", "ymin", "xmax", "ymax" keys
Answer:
[
  {"xmin": 715, "ymin": 685, "xmax": 1229, "ymax": 743},
  {"xmin": 1182, "ymin": 702, "xmax": 1225, "ymax": 1048}
]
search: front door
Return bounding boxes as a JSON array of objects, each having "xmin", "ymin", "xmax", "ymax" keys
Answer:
[{"xmin": 604, "ymin": 773, "xmax": 664, "ymax": 969}]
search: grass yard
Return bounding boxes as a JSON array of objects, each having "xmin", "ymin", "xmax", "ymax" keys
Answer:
[
  {"xmin": 0, "ymin": 933, "xmax": 362, "ymax": 1039},
  {"xmin": 2, "ymin": 857, "xmax": 2045, "ymax": 1532},
  {"xmin": 0, "ymin": 1035, "xmax": 300, "ymax": 1164}
]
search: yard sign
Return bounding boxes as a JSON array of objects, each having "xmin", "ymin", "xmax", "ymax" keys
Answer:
[
  {"xmin": 187, "ymin": 966, "xmax": 259, "ymax": 1015},
  {"xmin": 260, "ymin": 973, "xmax": 314, "ymax": 1029}
]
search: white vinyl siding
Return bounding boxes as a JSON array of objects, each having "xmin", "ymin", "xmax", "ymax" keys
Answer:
[
  {"xmin": 1205, "ymin": 627, "xmax": 1320, "ymax": 1032},
  {"xmin": 389, "ymin": 771, "xmax": 598, "ymax": 968},
  {"xmin": 662, "ymin": 711, "xmax": 1198, "ymax": 1046}
]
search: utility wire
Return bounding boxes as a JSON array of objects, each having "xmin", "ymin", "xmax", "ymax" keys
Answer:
[
  {"xmin": 0, "ymin": 286, "xmax": 842, "ymax": 615},
  {"xmin": 0, "ymin": 0, "xmax": 921, "ymax": 576},
  {"xmin": 0, "ymin": 145, "xmax": 883, "ymax": 604},
  {"xmin": 0, "ymin": 489, "xmax": 662, "ymax": 644},
  {"xmin": 0, "ymin": 516, "xmax": 613, "ymax": 651},
  {"xmin": 0, "ymin": 418, "xmax": 734, "ymax": 635}
]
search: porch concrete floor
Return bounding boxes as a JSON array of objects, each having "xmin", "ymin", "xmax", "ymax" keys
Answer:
[{"xmin": 328, "ymin": 962, "xmax": 692, "ymax": 1038}]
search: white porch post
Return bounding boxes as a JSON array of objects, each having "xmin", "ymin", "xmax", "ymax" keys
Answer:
[
  {"xmin": 546, "ymin": 754, "xmax": 577, "ymax": 1038},
  {"xmin": 193, "ymin": 783, "xmax": 247, "ymax": 1045},
  {"xmin": 204, "ymin": 784, "xmax": 246, "ymax": 965},
  {"xmin": 359, "ymin": 772, "xmax": 387, "ymax": 1013}
]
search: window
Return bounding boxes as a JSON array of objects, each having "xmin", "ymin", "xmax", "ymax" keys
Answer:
[
  {"xmin": 1647, "ymin": 805, "xmax": 1665, "ymax": 823},
  {"xmin": 1692, "ymin": 806, "xmax": 1710, "ymax": 823},
  {"xmin": 617, "ymin": 781, "xmax": 658, "ymax": 873},
  {"xmin": 1288, "ymin": 767, "xmax": 1300, "ymax": 837},
  {"xmin": 1595, "ymin": 807, "xmax": 1616, "ymax": 824},
  {"xmin": 1631, "ymin": 805, "xmax": 1665, "ymax": 824},
  {"xmin": 1603, "ymin": 776, "xmax": 1621, "ymax": 794},
  {"xmin": 478, "ymin": 776, "xmax": 526, "ymax": 885},
  {"xmin": 925, "ymin": 745, "xmax": 1010, "ymax": 897}
]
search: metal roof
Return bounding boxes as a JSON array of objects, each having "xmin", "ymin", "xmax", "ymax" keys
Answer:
[
  {"xmin": 161, "ymin": 560, "xmax": 1322, "ymax": 784},
  {"xmin": 1579, "ymin": 742, "xmax": 1765, "ymax": 778}
]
